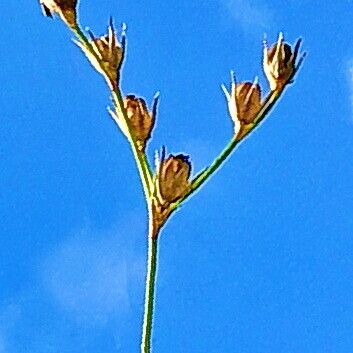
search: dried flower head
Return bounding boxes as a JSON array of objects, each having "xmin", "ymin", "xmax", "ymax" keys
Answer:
[
  {"xmin": 124, "ymin": 95, "xmax": 157, "ymax": 151},
  {"xmin": 40, "ymin": 0, "xmax": 78, "ymax": 28},
  {"xmin": 222, "ymin": 74, "xmax": 262, "ymax": 140},
  {"xmin": 155, "ymin": 149, "xmax": 192, "ymax": 205},
  {"xmin": 74, "ymin": 20, "xmax": 123, "ymax": 90},
  {"xmin": 263, "ymin": 32, "xmax": 302, "ymax": 91}
]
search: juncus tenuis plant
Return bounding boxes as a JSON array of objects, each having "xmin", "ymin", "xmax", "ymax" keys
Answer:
[{"xmin": 38, "ymin": 1, "xmax": 305, "ymax": 351}]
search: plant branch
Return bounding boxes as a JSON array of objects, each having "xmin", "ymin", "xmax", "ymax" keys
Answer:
[
  {"xmin": 170, "ymin": 55, "xmax": 305, "ymax": 213},
  {"xmin": 67, "ymin": 21, "xmax": 305, "ymax": 353},
  {"xmin": 71, "ymin": 23, "xmax": 153, "ymax": 200}
]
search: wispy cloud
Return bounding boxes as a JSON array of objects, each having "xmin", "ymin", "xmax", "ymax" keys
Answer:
[
  {"xmin": 41, "ymin": 219, "xmax": 145, "ymax": 327},
  {"xmin": 0, "ymin": 216, "xmax": 146, "ymax": 352},
  {"xmin": 222, "ymin": 0, "xmax": 275, "ymax": 35}
]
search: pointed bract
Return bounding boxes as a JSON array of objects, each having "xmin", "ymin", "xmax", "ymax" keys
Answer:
[{"xmin": 41, "ymin": 3, "xmax": 52, "ymax": 17}]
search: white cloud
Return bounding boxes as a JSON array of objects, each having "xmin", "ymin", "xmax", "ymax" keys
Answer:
[
  {"xmin": 222, "ymin": 0, "xmax": 275, "ymax": 35},
  {"xmin": 41, "ymin": 220, "xmax": 146, "ymax": 327},
  {"xmin": 0, "ymin": 215, "xmax": 146, "ymax": 352}
]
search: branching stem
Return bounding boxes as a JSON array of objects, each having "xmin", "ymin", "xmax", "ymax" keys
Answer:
[
  {"xmin": 71, "ymin": 24, "xmax": 153, "ymax": 200},
  {"xmin": 67, "ymin": 20, "xmax": 304, "ymax": 353}
]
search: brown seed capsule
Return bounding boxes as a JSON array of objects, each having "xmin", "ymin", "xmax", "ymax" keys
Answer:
[
  {"xmin": 40, "ymin": 0, "xmax": 78, "ymax": 28},
  {"xmin": 156, "ymin": 151, "xmax": 192, "ymax": 205},
  {"xmin": 124, "ymin": 95, "xmax": 156, "ymax": 152},
  {"xmin": 222, "ymin": 75, "xmax": 262, "ymax": 140},
  {"xmin": 75, "ymin": 21, "xmax": 123, "ymax": 90},
  {"xmin": 263, "ymin": 32, "xmax": 302, "ymax": 91}
]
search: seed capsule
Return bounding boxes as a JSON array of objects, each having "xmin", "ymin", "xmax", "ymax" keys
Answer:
[
  {"xmin": 74, "ymin": 20, "xmax": 123, "ymax": 90},
  {"xmin": 124, "ymin": 95, "xmax": 156, "ymax": 152},
  {"xmin": 40, "ymin": 0, "xmax": 78, "ymax": 28},
  {"xmin": 222, "ymin": 74, "xmax": 262, "ymax": 140},
  {"xmin": 263, "ymin": 33, "xmax": 302, "ymax": 91},
  {"xmin": 156, "ymin": 151, "xmax": 192, "ymax": 204}
]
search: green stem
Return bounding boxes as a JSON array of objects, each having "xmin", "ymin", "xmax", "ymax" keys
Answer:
[
  {"xmin": 71, "ymin": 24, "xmax": 153, "ymax": 199},
  {"xmin": 171, "ymin": 57, "xmax": 306, "ymax": 212},
  {"xmin": 170, "ymin": 89, "xmax": 282, "ymax": 212},
  {"xmin": 192, "ymin": 90, "xmax": 280, "ymax": 192},
  {"xmin": 70, "ymin": 22, "xmax": 305, "ymax": 353},
  {"xmin": 141, "ymin": 216, "xmax": 159, "ymax": 353},
  {"xmin": 71, "ymin": 22, "xmax": 158, "ymax": 353},
  {"xmin": 71, "ymin": 25, "xmax": 95, "ymax": 54}
]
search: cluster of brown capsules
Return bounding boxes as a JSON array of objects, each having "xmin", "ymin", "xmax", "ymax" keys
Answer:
[{"xmin": 39, "ymin": 0, "xmax": 305, "ymax": 237}]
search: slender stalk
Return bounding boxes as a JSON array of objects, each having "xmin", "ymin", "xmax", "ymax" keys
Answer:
[
  {"xmin": 68, "ymin": 22, "xmax": 305, "ymax": 353},
  {"xmin": 190, "ymin": 90, "xmax": 280, "ymax": 194},
  {"xmin": 172, "ymin": 54, "xmax": 305, "ymax": 212},
  {"xmin": 168, "ymin": 89, "xmax": 279, "ymax": 212},
  {"xmin": 141, "ymin": 211, "xmax": 159, "ymax": 353},
  {"xmin": 71, "ymin": 23, "xmax": 159, "ymax": 352},
  {"xmin": 171, "ymin": 59, "xmax": 304, "ymax": 213},
  {"xmin": 71, "ymin": 24, "xmax": 153, "ymax": 199}
]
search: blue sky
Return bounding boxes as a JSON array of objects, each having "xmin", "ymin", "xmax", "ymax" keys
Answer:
[{"xmin": 1, "ymin": 1, "xmax": 353, "ymax": 352}]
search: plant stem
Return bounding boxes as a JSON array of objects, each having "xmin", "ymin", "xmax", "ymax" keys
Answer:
[
  {"xmin": 69, "ymin": 22, "xmax": 305, "ymax": 353},
  {"xmin": 141, "ymin": 214, "xmax": 159, "ymax": 353},
  {"xmin": 71, "ymin": 22, "xmax": 158, "ymax": 353},
  {"xmin": 71, "ymin": 24, "xmax": 153, "ymax": 199},
  {"xmin": 168, "ymin": 89, "xmax": 280, "ymax": 213},
  {"xmin": 190, "ymin": 90, "xmax": 279, "ymax": 192},
  {"xmin": 171, "ymin": 56, "xmax": 306, "ymax": 212}
]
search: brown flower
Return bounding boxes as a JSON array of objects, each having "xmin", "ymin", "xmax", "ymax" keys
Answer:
[
  {"xmin": 124, "ymin": 95, "xmax": 156, "ymax": 151},
  {"xmin": 222, "ymin": 74, "xmax": 262, "ymax": 140},
  {"xmin": 40, "ymin": 0, "xmax": 78, "ymax": 28},
  {"xmin": 155, "ymin": 150, "xmax": 192, "ymax": 205},
  {"xmin": 263, "ymin": 32, "xmax": 302, "ymax": 91},
  {"xmin": 74, "ymin": 20, "xmax": 123, "ymax": 90}
]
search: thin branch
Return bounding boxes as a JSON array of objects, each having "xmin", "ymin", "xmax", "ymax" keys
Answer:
[
  {"xmin": 170, "ymin": 57, "xmax": 305, "ymax": 213},
  {"xmin": 71, "ymin": 23, "xmax": 153, "ymax": 200}
]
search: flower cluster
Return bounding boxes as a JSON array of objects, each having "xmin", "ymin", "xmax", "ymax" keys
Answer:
[
  {"xmin": 39, "ymin": 3, "xmax": 305, "ymax": 351},
  {"xmin": 39, "ymin": 1, "xmax": 304, "ymax": 238},
  {"xmin": 151, "ymin": 148, "xmax": 192, "ymax": 237},
  {"xmin": 222, "ymin": 75, "xmax": 262, "ymax": 140},
  {"xmin": 124, "ymin": 95, "xmax": 156, "ymax": 152},
  {"xmin": 222, "ymin": 33, "xmax": 303, "ymax": 140},
  {"xmin": 263, "ymin": 33, "xmax": 302, "ymax": 91},
  {"xmin": 155, "ymin": 151, "xmax": 191, "ymax": 205},
  {"xmin": 74, "ymin": 20, "xmax": 123, "ymax": 90}
]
